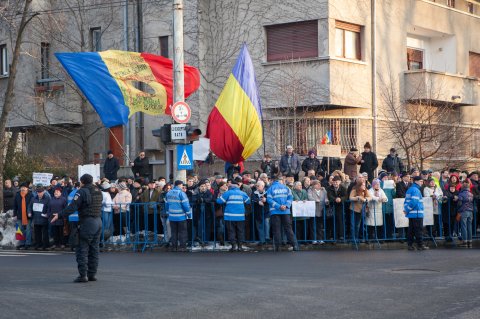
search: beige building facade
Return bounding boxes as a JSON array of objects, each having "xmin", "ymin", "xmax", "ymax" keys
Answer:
[{"xmin": 1, "ymin": 0, "xmax": 480, "ymax": 177}]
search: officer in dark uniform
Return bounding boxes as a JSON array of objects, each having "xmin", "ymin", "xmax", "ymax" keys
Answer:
[{"xmin": 51, "ymin": 174, "xmax": 103, "ymax": 283}]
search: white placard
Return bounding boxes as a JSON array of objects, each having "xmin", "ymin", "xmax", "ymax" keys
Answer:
[
  {"xmin": 317, "ymin": 144, "xmax": 341, "ymax": 158},
  {"xmin": 393, "ymin": 198, "xmax": 409, "ymax": 228},
  {"xmin": 393, "ymin": 197, "xmax": 434, "ymax": 228},
  {"xmin": 32, "ymin": 203, "xmax": 44, "ymax": 212},
  {"xmin": 78, "ymin": 164, "xmax": 101, "ymax": 183},
  {"xmin": 32, "ymin": 172, "xmax": 53, "ymax": 186},
  {"xmin": 292, "ymin": 201, "xmax": 316, "ymax": 217},
  {"xmin": 193, "ymin": 137, "xmax": 210, "ymax": 161}
]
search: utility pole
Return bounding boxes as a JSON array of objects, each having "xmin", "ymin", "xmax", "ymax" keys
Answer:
[
  {"xmin": 124, "ymin": 0, "xmax": 130, "ymax": 164},
  {"xmin": 173, "ymin": 0, "xmax": 186, "ymax": 182}
]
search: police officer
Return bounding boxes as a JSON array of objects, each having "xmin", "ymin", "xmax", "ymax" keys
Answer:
[
  {"xmin": 51, "ymin": 174, "xmax": 103, "ymax": 283},
  {"xmin": 266, "ymin": 177, "xmax": 299, "ymax": 252},
  {"xmin": 165, "ymin": 180, "xmax": 191, "ymax": 252}
]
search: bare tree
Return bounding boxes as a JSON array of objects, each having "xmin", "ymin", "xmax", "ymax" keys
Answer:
[
  {"xmin": 378, "ymin": 71, "xmax": 474, "ymax": 170},
  {"xmin": 0, "ymin": 0, "xmax": 35, "ymax": 211}
]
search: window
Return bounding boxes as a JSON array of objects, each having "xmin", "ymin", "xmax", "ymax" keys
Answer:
[
  {"xmin": 159, "ymin": 36, "xmax": 169, "ymax": 58},
  {"xmin": 335, "ymin": 21, "xmax": 361, "ymax": 60},
  {"xmin": 407, "ymin": 48, "xmax": 424, "ymax": 70},
  {"xmin": 266, "ymin": 20, "xmax": 318, "ymax": 62},
  {"xmin": 40, "ymin": 42, "xmax": 50, "ymax": 81},
  {"xmin": 90, "ymin": 27, "xmax": 102, "ymax": 51},
  {"xmin": 447, "ymin": 0, "xmax": 455, "ymax": 8},
  {"xmin": 268, "ymin": 118, "xmax": 358, "ymax": 155},
  {"xmin": 0, "ymin": 44, "xmax": 7, "ymax": 76},
  {"xmin": 469, "ymin": 52, "xmax": 480, "ymax": 78},
  {"xmin": 467, "ymin": 2, "xmax": 474, "ymax": 14}
]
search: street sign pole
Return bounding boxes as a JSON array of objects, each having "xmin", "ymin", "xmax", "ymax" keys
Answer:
[{"xmin": 173, "ymin": 0, "xmax": 186, "ymax": 182}]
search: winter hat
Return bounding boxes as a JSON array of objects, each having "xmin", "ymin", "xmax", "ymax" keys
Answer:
[
  {"xmin": 118, "ymin": 182, "xmax": 128, "ymax": 191},
  {"xmin": 364, "ymin": 142, "xmax": 372, "ymax": 149},
  {"xmin": 101, "ymin": 182, "xmax": 111, "ymax": 190},
  {"xmin": 378, "ymin": 172, "xmax": 388, "ymax": 180},
  {"xmin": 107, "ymin": 150, "xmax": 113, "ymax": 155},
  {"xmin": 308, "ymin": 149, "xmax": 316, "ymax": 156},
  {"xmin": 371, "ymin": 179, "xmax": 380, "ymax": 188},
  {"xmin": 35, "ymin": 185, "xmax": 45, "ymax": 192},
  {"xmin": 350, "ymin": 147, "xmax": 358, "ymax": 152}
]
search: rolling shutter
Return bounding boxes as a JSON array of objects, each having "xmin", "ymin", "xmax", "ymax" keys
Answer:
[
  {"xmin": 266, "ymin": 20, "xmax": 318, "ymax": 62},
  {"xmin": 469, "ymin": 51, "xmax": 480, "ymax": 78}
]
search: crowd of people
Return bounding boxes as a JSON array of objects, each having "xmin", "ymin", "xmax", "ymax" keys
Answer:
[{"xmin": 3, "ymin": 143, "xmax": 479, "ymax": 252}]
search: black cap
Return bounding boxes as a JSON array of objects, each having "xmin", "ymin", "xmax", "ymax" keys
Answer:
[
  {"xmin": 174, "ymin": 180, "xmax": 184, "ymax": 187},
  {"xmin": 107, "ymin": 150, "xmax": 113, "ymax": 155},
  {"xmin": 80, "ymin": 174, "xmax": 93, "ymax": 185},
  {"xmin": 350, "ymin": 147, "xmax": 358, "ymax": 152},
  {"xmin": 413, "ymin": 176, "xmax": 423, "ymax": 182}
]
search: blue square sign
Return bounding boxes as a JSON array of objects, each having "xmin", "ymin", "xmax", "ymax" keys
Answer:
[{"xmin": 177, "ymin": 144, "xmax": 194, "ymax": 170}]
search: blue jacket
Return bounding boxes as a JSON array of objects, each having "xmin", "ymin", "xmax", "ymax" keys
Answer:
[
  {"xmin": 216, "ymin": 185, "xmax": 250, "ymax": 221},
  {"xmin": 165, "ymin": 186, "xmax": 191, "ymax": 222},
  {"xmin": 266, "ymin": 181, "xmax": 293, "ymax": 215},
  {"xmin": 457, "ymin": 189, "xmax": 474, "ymax": 213},
  {"xmin": 404, "ymin": 183, "xmax": 424, "ymax": 218}
]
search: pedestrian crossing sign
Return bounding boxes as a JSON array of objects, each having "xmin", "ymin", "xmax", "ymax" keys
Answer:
[{"xmin": 176, "ymin": 144, "xmax": 194, "ymax": 170}]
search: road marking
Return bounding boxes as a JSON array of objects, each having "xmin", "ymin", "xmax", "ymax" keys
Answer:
[{"xmin": 0, "ymin": 250, "xmax": 62, "ymax": 256}]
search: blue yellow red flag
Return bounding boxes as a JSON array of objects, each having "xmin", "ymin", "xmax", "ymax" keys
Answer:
[
  {"xmin": 15, "ymin": 224, "xmax": 25, "ymax": 241},
  {"xmin": 55, "ymin": 50, "xmax": 200, "ymax": 128},
  {"xmin": 321, "ymin": 131, "xmax": 332, "ymax": 145},
  {"xmin": 205, "ymin": 44, "xmax": 263, "ymax": 163}
]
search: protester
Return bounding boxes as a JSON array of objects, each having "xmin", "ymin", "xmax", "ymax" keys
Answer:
[
  {"xmin": 13, "ymin": 183, "xmax": 33, "ymax": 250},
  {"xmin": 359, "ymin": 142, "xmax": 378, "ymax": 182},
  {"xmin": 457, "ymin": 180, "xmax": 474, "ymax": 248},
  {"xmin": 367, "ymin": 179, "xmax": 388, "ymax": 241},
  {"xmin": 344, "ymin": 148, "xmax": 361, "ymax": 180},
  {"xmin": 349, "ymin": 180, "xmax": 371, "ymax": 241},
  {"xmin": 251, "ymin": 180, "xmax": 269, "ymax": 244},
  {"xmin": 382, "ymin": 148, "xmax": 404, "ymax": 174},
  {"xmin": 260, "ymin": 154, "xmax": 277, "ymax": 178},
  {"xmin": 49, "ymin": 187, "xmax": 67, "ymax": 249},
  {"xmin": 279, "ymin": 145, "xmax": 301, "ymax": 181},
  {"xmin": 29, "ymin": 185, "xmax": 51, "ymax": 251},
  {"xmin": 131, "ymin": 151, "xmax": 149, "ymax": 179},
  {"xmin": 104, "ymin": 150, "xmax": 120, "ymax": 181},
  {"xmin": 302, "ymin": 150, "xmax": 321, "ymax": 176},
  {"xmin": 3, "ymin": 179, "xmax": 16, "ymax": 212}
]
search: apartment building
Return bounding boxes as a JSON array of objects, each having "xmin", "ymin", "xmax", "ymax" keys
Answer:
[{"xmin": 0, "ymin": 0, "xmax": 479, "ymax": 176}]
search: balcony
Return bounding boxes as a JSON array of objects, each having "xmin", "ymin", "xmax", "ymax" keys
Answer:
[{"xmin": 404, "ymin": 70, "xmax": 479, "ymax": 106}]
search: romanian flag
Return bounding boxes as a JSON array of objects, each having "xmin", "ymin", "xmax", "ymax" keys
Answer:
[
  {"xmin": 206, "ymin": 44, "xmax": 262, "ymax": 163},
  {"xmin": 15, "ymin": 224, "xmax": 25, "ymax": 241},
  {"xmin": 55, "ymin": 50, "xmax": 200, "ymax": 128},
  {"xmin": 321, "ymin": 131, "xmax": 332, "ymax": 145}
]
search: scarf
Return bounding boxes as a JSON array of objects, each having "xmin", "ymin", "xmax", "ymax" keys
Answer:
[{"xmin": 20, "ymin": 191, "xmax": 28, "ymax": 226}]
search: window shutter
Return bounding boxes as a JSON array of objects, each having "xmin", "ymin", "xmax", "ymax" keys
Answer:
[
  {"xmin": 469, "ymin": 52, "xmax": 480, "ymax": 78},
  {"xmin": 266, "ymin": 20, "xmax": 318, "ymax": 62},
  {"xmin": 335, "ymin": 21, "xmax": 361, "ymax": 33}
]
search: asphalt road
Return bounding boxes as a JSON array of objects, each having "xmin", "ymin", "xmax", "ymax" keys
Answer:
[{"xmin": 1, "ymin": 248, "xmax": 479, "ymax": 319}]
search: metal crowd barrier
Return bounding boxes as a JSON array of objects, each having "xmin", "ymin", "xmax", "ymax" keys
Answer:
[{"xmin": 98, "ymin": 198, "xmax": 480, "ymax": 252}]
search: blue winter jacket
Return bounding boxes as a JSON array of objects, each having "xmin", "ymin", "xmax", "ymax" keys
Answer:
[
  {"xmin": 457, "ymin": 189, "xmax": 474, "ymax": 213},
  {"xmin": 266, "ymin": 181, "xmax": 293, "ymax": 215},
  {"xmin": 404, "ymin": 183, "xmax": 424, "ymax": 218},
  {"xmin": 165, "ymin": 186, "xmax": 191, "ymax": 222},
  {"xmin": 216, "ymin": 185, "xmax": 251, "ymax": 221},
  {"xmin": 28, "ymin": 195, "xmax": 50, "ymax": 225}
]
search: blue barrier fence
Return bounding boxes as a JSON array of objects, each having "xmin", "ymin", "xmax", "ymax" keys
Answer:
[{"xmin": 98, "ymin": 198, "xmax": 480, "ymax": 251}]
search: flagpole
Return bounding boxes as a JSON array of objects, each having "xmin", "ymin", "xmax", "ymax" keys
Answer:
[{"xmin": 109, "ymin": 128, "xmax": 132, "ymax": 164}]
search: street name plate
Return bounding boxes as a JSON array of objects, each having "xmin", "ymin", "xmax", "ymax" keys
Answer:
[{"xmin": 171, "ymin": 124, "xmax": 186, "ymax": 140}]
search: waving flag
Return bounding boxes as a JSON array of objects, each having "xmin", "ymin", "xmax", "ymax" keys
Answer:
[
  {"xmin": 321, "ymin": 131, "xmax": 332, "ymax": 145},
  {"xmin": 206, "ymin": 44, "xmax": 262, "ymax": 163},
  {"xmin": 15, "ymin": 224, "xmax": 25, "ymax": 241},
  {"xmin": 55, "ymin": 50, "xmax": 200, "ymax": 128}
]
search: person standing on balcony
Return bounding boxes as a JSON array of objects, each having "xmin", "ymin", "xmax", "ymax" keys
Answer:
[
  {"xmin": 131, "ymin": 151, "xmax": 150, "ymax": 179},
  {"xmin": 104, "ymin": 150, "xmax": 120, "ymax": 182},
  {"xmin": 382, "ymin": 148, "xmax": 404, "ymax": 174},
  {"xmin": 359, "ymin": 142, "xmax": 378, "ymax": 183},
  {"xmin": 279, "ymin": 145, "xmax": 301, "ymax": 181},
  {"xmin": 344, "ymin": 148, "xmax": 362, "ymax": 180}
]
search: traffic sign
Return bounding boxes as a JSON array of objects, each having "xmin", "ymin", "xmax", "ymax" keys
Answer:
[
  {"xmin": 171, "ymin": 101, "xmax": 191, "ymax": 124},
  {"xmin": 177, "ymin": 144, "xmax": 194, "ymax": 170},
  {"xmin": 171, "ymin": 124, "xmax": 186, "ymax": 140}
]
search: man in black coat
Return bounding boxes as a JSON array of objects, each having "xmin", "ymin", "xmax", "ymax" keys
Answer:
[
  {"xmin": 359, "ymin": 142, "xmax": 378, "ymax": 182},
  {"xmin": 382, "ymin": 148, "xmax": 404, "ymax": 174},
  {"xmin": 396, "ymin": 172, "xmax": 411, "ymax": 198},
  {"xmin": 3, "ymin": 179, "xmax": 16, "ymax": 212},
  {"xmin": 302, "ymin": 150, "xmax": 321, "ymax": 175},
  {"xmin": 103, "ymin": 150, "xmax": 120, "ymax": 181},
  {"xmin": 131, "ymin": 151, "xmax": 150, "ymax": 179}
]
